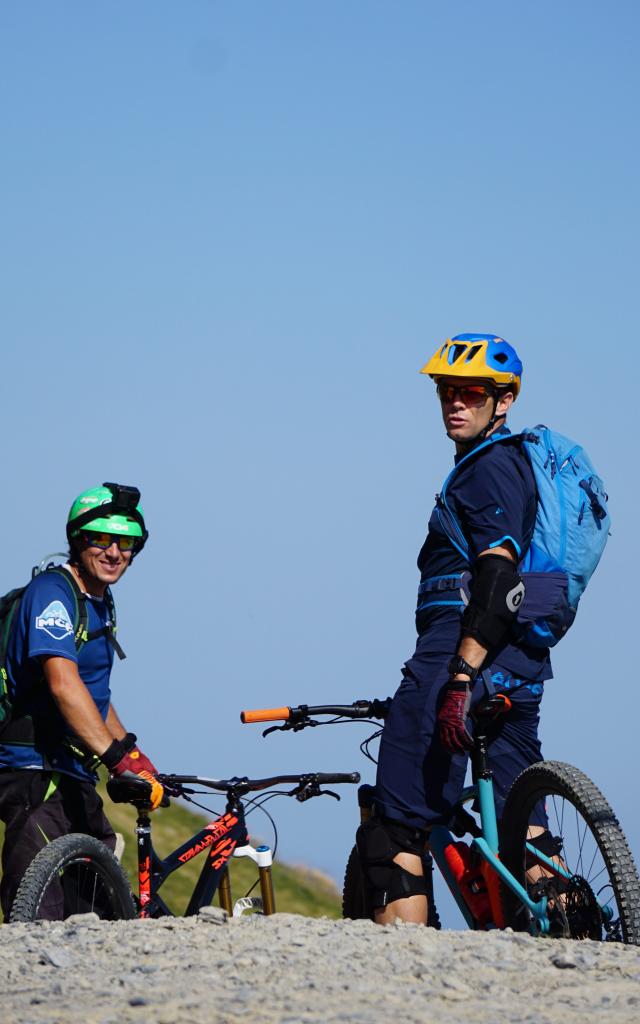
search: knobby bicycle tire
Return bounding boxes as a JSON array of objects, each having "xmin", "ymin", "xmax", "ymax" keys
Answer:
[
  {"xmin": 500, "ymin": 761, "xmax": 640, "ymax": 945},
  {"xmin": 9, "ymin": 833, "xmax": 136, "ymax": 923},
  {"xmin": 342, "ymin": 844, "xmax": 441, "ymax": 929}
]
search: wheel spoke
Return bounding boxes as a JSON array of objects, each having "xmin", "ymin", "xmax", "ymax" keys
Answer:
[
  {"xmin": 90, "ymin": 868, "xmax": 99, "ymax": 913},
  {"xmin": 500, "ymin": 762, "xmax": 640, "ymax": 944},
  {"xmin": 585, "ymin": 842, "xmax": 600, "ymax": 883},
  {"xmin": 10, "ymin": 837, "xmax": 135, "ymax": 923}
]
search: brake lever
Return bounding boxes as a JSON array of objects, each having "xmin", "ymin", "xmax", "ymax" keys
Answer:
[
  {"xmin": 262, "ymin": 718, "xmax": 317, "ymax": 738},
  {"xmin": 157, "ymin": 774, "xmax": 194, "ymax": 798},
  {"xmin": 292, "ymin": 781, "xmax": 341, "ymax": 803}
]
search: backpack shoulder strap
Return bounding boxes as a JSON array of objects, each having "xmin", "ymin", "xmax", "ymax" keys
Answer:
[
  {"xmin": 44, "ymin": 566, "xmax": 88, "ymax": 651},
  {"xmin": 437, "ymin": 432, "xmax": 524, "ymax": 561},
  {"xmin": 100, "ymin": 587, "xmax": 125, "ymax": 661}
]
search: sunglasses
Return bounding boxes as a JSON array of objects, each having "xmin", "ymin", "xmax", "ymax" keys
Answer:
[
  {"xmin": 436, "ymin": 382, "xmax": 494, "ymax": 405},
  {"xmin": 83, "ymin": 531, "xmax": 136, "ymax": 552}
]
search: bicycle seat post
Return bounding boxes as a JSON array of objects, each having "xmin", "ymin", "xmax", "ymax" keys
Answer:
[
  {"xmin": 135, "ymin": 808, "xmax": 153, "ymax": 915},
  {"xmin": 472, "ymin": 732, "xmax": 491, "ymax": 781},
  {"xmin": 471, "ymin": 731, "xmax": 500, "ymax": 855}
]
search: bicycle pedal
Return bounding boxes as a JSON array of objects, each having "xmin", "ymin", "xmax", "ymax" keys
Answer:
[{"xmin": 232, "ymin": 896, "xmax": 264, "ymax": 917}]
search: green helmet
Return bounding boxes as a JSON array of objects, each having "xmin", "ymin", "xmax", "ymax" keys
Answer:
[{"xmin": 67, "ymin": 482, "xmax": 148, "ymax": 553}]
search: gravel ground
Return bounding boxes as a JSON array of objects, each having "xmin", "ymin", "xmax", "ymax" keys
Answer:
[{"xmin": 2, "ymin": 912, "xmax": 640, "ymax": 1024}]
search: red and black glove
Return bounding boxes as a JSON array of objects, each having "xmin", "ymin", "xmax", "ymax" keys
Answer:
[
  {"xmin": 437, "ymin": 681, "xmax": 474, "ymax": 755},
  {"xmin": 101, "ymin": 733, "xmax": 164, "ymax": 810}
]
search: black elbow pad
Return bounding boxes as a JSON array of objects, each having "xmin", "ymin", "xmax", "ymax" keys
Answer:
[{"xmin": 461, "ymin": 554, "xmax": 525, "ymax": 650}]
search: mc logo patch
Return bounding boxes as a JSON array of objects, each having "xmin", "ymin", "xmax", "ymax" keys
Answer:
[{"xmin": 35, "ymin": 601, "xmax": 74, "ymax": 641}]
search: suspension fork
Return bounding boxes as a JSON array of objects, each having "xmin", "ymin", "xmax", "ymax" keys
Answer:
[
  {"xmin": 231, "ymin": 843, "xmax": 276, "ymax": 914},
  {"xmin": 215, "ymin": 799, "xmax": 276, "ymax": 916},
  {"xmin": 218, "ymin": 868, "xmax": 233, "ymax": 914}
]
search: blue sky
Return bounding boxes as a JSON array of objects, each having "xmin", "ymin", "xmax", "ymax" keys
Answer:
[{"xmin": 1, "ymin": 2, "xmax": 638, "ymax": 925}]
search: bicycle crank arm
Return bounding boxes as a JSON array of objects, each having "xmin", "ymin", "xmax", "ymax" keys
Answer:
[{"xmin": 524, "ymin": 841, "xmax": 614, "ymax": 923}]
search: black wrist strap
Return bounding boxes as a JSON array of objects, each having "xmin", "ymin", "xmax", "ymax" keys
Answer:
[
  {"xmin": 447, "ymin": 655, "xmax": 480, "ymax": 681},
  {"xmin": 100, "ymin": 738, "xmax": 126, "ymax": 771},
  {"xmin": 122, "ymin": 732, "xmax": 138, "ymax": 753}
]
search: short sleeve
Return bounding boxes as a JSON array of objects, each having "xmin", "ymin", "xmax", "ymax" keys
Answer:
[
  {"xmin": 457, "ymin": 447, "xmax": 535, "ymax": 561},
  {"xmin": 22, "ymin": 576, "xmax": 79, "ymax": 664}
]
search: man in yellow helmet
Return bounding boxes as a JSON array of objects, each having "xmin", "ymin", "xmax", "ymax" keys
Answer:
[{"xmin": 356, "ymin": 334, "xmax": 551, "ymax": 925}]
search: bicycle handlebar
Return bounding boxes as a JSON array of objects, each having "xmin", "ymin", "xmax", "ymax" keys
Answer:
[
  {"xmin": 158, "ymin": 770, "xmax": 360, "ymax": 796},
  {"xmin": 241, "ymin": 694, "xmax": 512, "ymax": 732},
  {"xmin": 240, "ymin": 699, "xmax": 391, "ymax": 726}
]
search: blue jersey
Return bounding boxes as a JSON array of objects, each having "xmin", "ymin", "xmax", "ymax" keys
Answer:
[
  {"xmin": 0, "ymin": 569, "xmax": 115, "ymax": 780},
  {"xmin": 416, "ymin": 427, "xmax": 552, "ymax": 682}
]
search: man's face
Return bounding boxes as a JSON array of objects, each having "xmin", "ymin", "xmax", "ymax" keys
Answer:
[
  {"xmin": 77, "ymin": 532, "xmax": 133, "ymax": 589},
  {"xmin": 437, "ymin": 377, "xmax": 513, "ymax": 444}
]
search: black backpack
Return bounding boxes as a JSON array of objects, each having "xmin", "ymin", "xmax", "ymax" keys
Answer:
[{"xmin": 0, "ymin": 560, "xmax": 124, "ymax": 735}]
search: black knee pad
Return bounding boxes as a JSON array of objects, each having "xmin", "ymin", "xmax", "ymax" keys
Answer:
[{"xmin": 356, "ymin": 817, "xmax": 428, "ymax": 909}]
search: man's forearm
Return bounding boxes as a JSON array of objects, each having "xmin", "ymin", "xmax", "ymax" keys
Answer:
[
  {"xmin": 43, "ymin": 656, "xmax": 113, "ymax": 756},
  {"xmin": 106, "ymin": 703, "xmax": 128, "ymax": 741},
  {"xmin": 452, "ymin": 635, "xmax": 489, "ymax": 679}
]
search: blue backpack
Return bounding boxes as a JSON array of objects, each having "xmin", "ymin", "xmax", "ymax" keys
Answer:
[{"xmin": 438, "ymin": 425, "xmax": 610, "ymax": 648}]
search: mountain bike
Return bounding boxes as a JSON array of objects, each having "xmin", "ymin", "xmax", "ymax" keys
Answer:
[
  {"xmin": 9, "ymin": 769, "xmax": 360, "ymax": 923},
  {"xmin": 241, "ymin": 696, "xmax": 640, "ymax": 944}
]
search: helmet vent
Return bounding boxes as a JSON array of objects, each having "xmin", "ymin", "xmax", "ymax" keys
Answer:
[
  {"xmin": 449, "ymin": 344, "xmax": 467, "ymax": 365},
  {"xmin": 493, "ymin": 351, "xmax": 509, "ymax": 364},
  {"xmin": 464, "ymin": 345, "xmax": 481, "ymax": 363}
]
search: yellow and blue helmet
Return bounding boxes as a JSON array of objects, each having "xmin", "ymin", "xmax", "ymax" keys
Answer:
[{"xmin": 420, "ymin": 333, "xmax": 522, "ymax": 398}]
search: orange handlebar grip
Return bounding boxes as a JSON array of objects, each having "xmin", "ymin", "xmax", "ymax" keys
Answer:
[{"xmin": 240, "ymin": 707, "xmax": 291, "ymax": 724}]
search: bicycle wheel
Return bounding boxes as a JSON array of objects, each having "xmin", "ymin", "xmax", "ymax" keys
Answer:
[
  {"xmin": 9, "ymin": 833, "xmax": 136, "ymax": 923},
  {"xmin": 342, "ymin": 845, "xmax": 441, "ymax": 928},
  {"xmin": 501, "ymin": 761, "xmax": 640, "ymax": 944}
]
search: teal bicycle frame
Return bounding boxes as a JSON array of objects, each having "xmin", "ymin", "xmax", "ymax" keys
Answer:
[
  {"xmin": 428, "ymin": 729, "xmax": 571, "ymax": 934},
  {"xmin": 242, "ymin": 696, "xmax": 621, "ymax": 935}
]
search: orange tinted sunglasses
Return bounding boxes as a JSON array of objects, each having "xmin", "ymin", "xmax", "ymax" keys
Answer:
[
  {"xmin": 436, "ymin": 382, "xmax": 493, "ymax": 404},
  {"xmin": 83, "ymin": 531, "xmax": 136, "ymax": 552}
]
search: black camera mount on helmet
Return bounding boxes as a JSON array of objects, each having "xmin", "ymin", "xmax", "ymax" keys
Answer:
[{"xmin": 66, "ymin": 481, "xmax": 149, "ymax": 554}]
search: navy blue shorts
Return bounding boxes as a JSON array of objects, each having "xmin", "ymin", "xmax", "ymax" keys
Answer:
[{"xmin": 375, "ymin": 648, "xmax": 545, "ymax": 831}]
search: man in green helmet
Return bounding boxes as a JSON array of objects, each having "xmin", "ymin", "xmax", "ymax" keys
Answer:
[{"xmin": 0, "ymin": 482, "xmax": 163, "ymax": 919}]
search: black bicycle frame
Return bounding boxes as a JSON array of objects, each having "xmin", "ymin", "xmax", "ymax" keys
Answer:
[{"xmin": 134, "ymin": 796, "xmax": 272, "ymax": 918}]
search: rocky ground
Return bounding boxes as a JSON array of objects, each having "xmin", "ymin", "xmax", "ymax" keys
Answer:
[{"xmin": 1, "ymin": 912, "xmax": 639, "ymax": 1024}]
